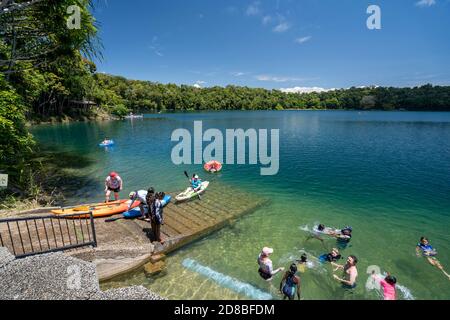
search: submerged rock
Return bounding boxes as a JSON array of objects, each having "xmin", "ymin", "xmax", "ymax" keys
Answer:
[
  {"xmin": 144, "ymin": 260, "xmax": 166, "ymax": 277},
  {"xmin": 150, "ymin": 254, "xmax": 166, "ymax": 264}
]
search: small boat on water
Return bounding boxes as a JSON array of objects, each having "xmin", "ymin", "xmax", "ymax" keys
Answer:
[
  {"xmin": 124, "ymin": 114, "xmax": 144, "ymax": 119},
  {"xmin": 99, "ymin": 139, "xmax": 115, "ymax": 147}
]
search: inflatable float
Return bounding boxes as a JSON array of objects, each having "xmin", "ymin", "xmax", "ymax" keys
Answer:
[
  {"xmin": 123, "ymin": 195, "xmax": 171, "ymax": 219},
  {"xmin": 204, "ymin": 160, "xmax": 222, "ymax": 173},
  {"xmin": 99, "ymin": 140, "xmax": 115, "ymax": 147},
  {"xmin": 175, "ymin": 181, "xmax": 209, "ymax": 202},
  {"xmin": 51, "ymin": 200, "xmax": 140, "ymax": 219}
]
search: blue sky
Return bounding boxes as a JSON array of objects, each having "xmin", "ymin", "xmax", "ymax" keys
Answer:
[{"xmin": 92, "ymin": 0, "xmax": 450, "ymax": 91}]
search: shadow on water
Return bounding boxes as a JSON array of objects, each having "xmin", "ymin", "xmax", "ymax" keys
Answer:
[{"xmin": 30, "ymin": 145, "xmax": 99, "ymax": 206}]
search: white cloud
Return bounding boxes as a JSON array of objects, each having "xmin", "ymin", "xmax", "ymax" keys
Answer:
[
  {"xmin": 231, "ymin": 72, "xmax": 247, "ymax": 77},
  {"xmin": 295, "ymin": 36, "xmax": 312, "ymax": 44},
  {"xmin": 415, "ymin": 0, "xmax": 436, "ymax": 7},
  {"xmin": 246, "ymin": 1, "xmax": 261, "ymax": 16},
  {"xmin": 149, "ymin": 36, "xmax": 164, "ymax": 57},
  {"xmin": 273, "ymin": 22, "xmax": 290, "ymax": 33},
  {"xmin": 193, "ymin": 81, "xmax": 206, "ymax": 88},
  {"xmin": 262, "ymin": 15, "xmax": 272, "ymax": 25},
  {"xmin": 256, "ymin": 75, "xmax": 306, "ymax": 83},
  {"xmin": 280, "ymin": 87, "xmax": 335, "ymax": 94}
]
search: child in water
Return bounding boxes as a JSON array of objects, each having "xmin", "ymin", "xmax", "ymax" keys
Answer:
[
  {"xmin": 371, "ymin": 271, "xmax": 397, "ymax": 300},
  {"xmin": 416, "ymin": 237, "xmax": 450, "ymax": 280},
  {"xmin": 320, "ymin": 248, "xmax": 342, "ymax": 263},
  {"xmin": 296, "ymin": 254, "xmax": 308, "ymax": 273}
]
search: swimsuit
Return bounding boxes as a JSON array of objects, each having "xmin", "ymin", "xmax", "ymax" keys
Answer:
[
  {"xmin": 282, "ymin": 273, "xmax": 299, "ymax": 299},
  {"xmin": 417, "ymin": 243, "xmax": 437, "ymax": 256}
]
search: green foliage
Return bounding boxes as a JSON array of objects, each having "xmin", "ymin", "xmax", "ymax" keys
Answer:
[
  {"xmin": 95, "ymin": 74, "xmax": 450, "ymax": 112},
  {"xmin": 0, "ymin": 0, "xmax": 99, "ymax": 200},
  {"xmin": 0, "ymin": 75, "xmax": 35, "ymax": 189},
  {"xmin": 111, "ymin": 104, "xmax": 130, "ymax": 117}
]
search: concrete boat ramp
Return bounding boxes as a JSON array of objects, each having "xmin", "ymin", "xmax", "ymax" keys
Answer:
[{"xmin": 2, "ymin": 182, "xmax": 267, "ymax": 283}]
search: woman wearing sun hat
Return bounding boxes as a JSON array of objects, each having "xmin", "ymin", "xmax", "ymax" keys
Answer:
[
  {"xmin": 257, "ymin": 247, "xmax": 285, "ymax": 281},
  {"xmin": 104, "ymin": 171, "xmax": 123, "ymax": 203}
]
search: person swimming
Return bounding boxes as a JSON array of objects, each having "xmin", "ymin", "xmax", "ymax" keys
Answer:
[
  {"xmin": 416, "ymin": 237, "xmax": 450, "ymax": 280},
  {"xmin": 335, "ymin": 226, "xmax": 353, "ymax": 249},
  {"xmin": 315, "ymin": 224, "xmax": 339, "ymax": 236},
  {"xmin": 416, "ymin": 237, "xmax": 437, "ymax": 256},
  {"xmin": 320, "ymin": 248, "xmax": 342, "ymax": 263},
  {"xmin": 306, "ymin": 223, "xmax": 339, "ymax": 247},
  {"xmin": 296, "ymin": 254, "xmax": 308, "ymax": 273},
  {"xmin": 337, "ymin": 226, "xmax": 352, "ymax": 240}
]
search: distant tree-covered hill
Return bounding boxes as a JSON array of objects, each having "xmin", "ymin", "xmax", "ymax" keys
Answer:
[{"xmin": 94, "ymin": 73, "xmax": 450, "ymax": 114}]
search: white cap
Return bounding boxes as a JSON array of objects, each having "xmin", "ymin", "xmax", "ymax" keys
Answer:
[{"xmin": 262, "ymin": 247, "xmax": 274, "ymax": 256}]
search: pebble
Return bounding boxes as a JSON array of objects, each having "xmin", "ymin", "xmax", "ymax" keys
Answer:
[{"xmin": 0, "ymin": 247, "xmax": 164, "ymax": 300}]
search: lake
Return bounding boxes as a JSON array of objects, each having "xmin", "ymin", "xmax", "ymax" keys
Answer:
[{"xmin": 31, "ymin": 110, "xmax": 450, "ymax": 300}]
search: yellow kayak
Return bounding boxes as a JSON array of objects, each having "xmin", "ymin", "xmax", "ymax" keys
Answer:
[{"xmin": 51, "ymin": 200, "xmax": 140, "ymax": 218}]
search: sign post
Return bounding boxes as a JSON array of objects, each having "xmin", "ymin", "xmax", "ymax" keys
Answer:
[{"xmin": 0, "ymin": 174, "xmax": 8, "ymax": 188}]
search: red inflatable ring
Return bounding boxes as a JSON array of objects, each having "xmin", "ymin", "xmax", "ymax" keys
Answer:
[{"xmin": 204, "ymin": 160, "xmax": 222, "ymax": 173}]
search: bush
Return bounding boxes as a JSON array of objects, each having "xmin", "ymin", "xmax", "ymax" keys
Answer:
[
  {"xmin": 110, "ymin": 103, "xmax": 130, "ymax": 117},
  {"xmin": 0, "ymin": 75, "xmax": 36, "ymax": 192}
]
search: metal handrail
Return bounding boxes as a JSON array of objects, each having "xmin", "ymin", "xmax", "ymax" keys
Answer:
[{"xmin": 0, "ymin": 212, "xmax": 97, "ymax": 259}]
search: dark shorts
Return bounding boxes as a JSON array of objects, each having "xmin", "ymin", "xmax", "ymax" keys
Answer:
[
  {"xmin": 258, "ymin": 268, "xmax": 272, "ymax": 280},
  {"xmin": 107, "ymin": 187, "xmax": 120, "ymax": 193},
  {"xmin": 342, "ymin": 283, "xmax": 357, "ymax": 290}
]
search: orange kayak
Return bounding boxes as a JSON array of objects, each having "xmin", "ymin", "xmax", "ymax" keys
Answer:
[{"xmin": 51, "ymin": 200, "xmax": 141, "ymax": 219}]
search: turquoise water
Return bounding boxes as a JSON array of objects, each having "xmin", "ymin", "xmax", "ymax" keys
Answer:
[{"xmin": 31, "ymin": 111, "xmax": 450, "ymax": 300}]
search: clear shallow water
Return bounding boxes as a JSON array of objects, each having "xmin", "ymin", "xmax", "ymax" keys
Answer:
[{"xmin": 31, "ymin": 111, "xmax": 450, "ymax": 300}]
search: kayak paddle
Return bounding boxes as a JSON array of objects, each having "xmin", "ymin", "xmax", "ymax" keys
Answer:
[{"xmin": 105, "ymin": 216, "xmax": 124, "ymax": 223}]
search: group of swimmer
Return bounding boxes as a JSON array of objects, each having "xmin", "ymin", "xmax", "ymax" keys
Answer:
[
  {"xmin": 257, "ymin": 223, "xmax": 450, "ymax": 300},
  {"xmin": 103, "ymin": 171, "xmax": 204, "ymax": 244},
  {"xmin": 104, "ymin": 171, "xmax": 449, "ymax": 299}
]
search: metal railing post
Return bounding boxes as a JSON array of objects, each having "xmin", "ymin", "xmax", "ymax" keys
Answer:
[{"xmin": 89, "ymin": 212, "xmax": 97, "ymax": 248}]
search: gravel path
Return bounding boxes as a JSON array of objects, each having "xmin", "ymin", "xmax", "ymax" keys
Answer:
[{"xmin": 0, "ymin": 247, "xmax": 164, "ymax": 300}]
